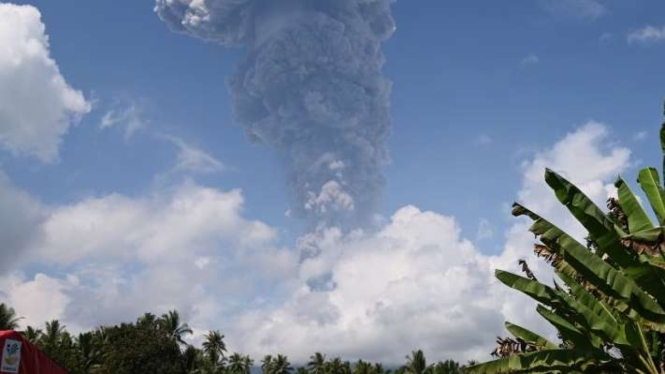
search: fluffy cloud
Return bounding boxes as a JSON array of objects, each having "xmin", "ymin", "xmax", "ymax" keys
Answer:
[
  {"xmin": 228, "ymin": 122, "xmax": 630, "ymax": 364},
  {"xmin": 0, "ymin": 273, "xmax": 73, "ymax": 328},
  {"xmin": 0, "ymin": 176, "xmax": 297, "ymax": 334},
  {"xmin": 232, "ymin": 207, "xmax": 501, "ymax": 363},
  {"xmin": 0, "ymin": 4, "xmax": 90, "ymax": 162},
  {"xmin": 0, "ymin": 122, "xmax": 632, "ymax": 364},
  {"xmin": 37, "ymin": 181, "xmax": 297, "ymax": 329},
  {"xmin": 628, "ymin": 25, "xmax": 665, "ymax": 44},
  {"xmin": 38, "ymin": 182, "xmax": 276, "ymax": 263}
]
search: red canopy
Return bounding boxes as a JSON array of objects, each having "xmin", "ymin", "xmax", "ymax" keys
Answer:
[{"xmin": 0, "ymin": 331, "xmax": 68, "ymax": 374}]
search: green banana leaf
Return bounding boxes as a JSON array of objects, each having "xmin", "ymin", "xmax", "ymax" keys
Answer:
[
  {"xmin": 544, "ymin": 169, "xmax": 633, "ymax": 266},
  {"xmin": 505, "ymin": 322, "xmax": 558, "ymax": 350},
  {"xmin": 465, "ymin": 348, "xmax": 614, "ymax": 374},
  {"xmin": 623, "ymin": 226, "xmax": 664, "ymax": 243},
  {"xmin": 513, "ymin": 205, "xmax": 665, "ymax": 326},
  {"xmin": 661, "ymin": 122, "xmax": 665, "ymax": 186},
  {"xmin": 616, "ymin": 176, "xmax": 654, "ymax": 233},
  {"xmin": 554, "ymin": 274, "xmax": 627, "ymax": 347},
  {"xmin": 495, "ymin": 271, "xmax": 560, "ymax": 308},
  {"xmin": 536, "ymin": 305, "xmax": 600, "ymax": 350},
  {"xmin": 637, "ymin": 167, "xmax": 665, "ymax": 225}
]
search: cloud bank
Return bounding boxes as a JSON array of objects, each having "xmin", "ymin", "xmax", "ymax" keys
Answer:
[
  {"xmin": 0, "ymin": 121, "xmax": 631, "ymax": 364},
  {"xmin": 228, "ymin": 122, "xmax": 630, "ymax": 363}
]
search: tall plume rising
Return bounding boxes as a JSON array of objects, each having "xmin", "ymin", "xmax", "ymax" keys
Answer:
[{"xmin": 155, "ymin": 0, "xmax": 395, "ymax": 228}]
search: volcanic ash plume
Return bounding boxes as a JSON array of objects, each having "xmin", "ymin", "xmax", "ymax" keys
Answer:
[{"xmin": 155, "ymin": 0, "xmax": 396, "ymax": 228}]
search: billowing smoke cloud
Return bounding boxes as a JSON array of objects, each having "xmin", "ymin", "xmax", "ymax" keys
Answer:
[{"xmin": 155, "ymin": 0, "xmax": 395, "ymax": 228}]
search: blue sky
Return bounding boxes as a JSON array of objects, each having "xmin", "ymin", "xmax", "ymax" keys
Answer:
[
  {"xmin": 1, "ymin": 0, "xmax": 665, "ymax": 364},
  {"xmin": 5, "ymin": 0, "xmax": 665, "ymax": 244}
]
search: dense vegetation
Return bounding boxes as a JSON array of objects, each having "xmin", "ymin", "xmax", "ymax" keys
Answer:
[
  {"xmin": 469, "ymin": 118, "xmax": 665, "ymax": 373},
  {"xmin": 0, "ymin": 304, "xmax": 467, "ymax": 374}
]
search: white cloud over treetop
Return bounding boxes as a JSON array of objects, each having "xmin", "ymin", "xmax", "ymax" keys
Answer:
[
  {"xmin": 229, "ymin": 122, "xmax": 631, "ymax": 364},
  {"xmin": 0, "ymin": 179, "xmax": 298, "ymax": 332},
  {"xmin": 0, "ymin": 3, "xmax": 90, "ymax": 162},
  {"xmin": 232, "ymin": 206, "xmax": 502, "ymax": 364}
]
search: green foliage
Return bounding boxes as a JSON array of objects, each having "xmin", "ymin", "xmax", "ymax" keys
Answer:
[
  {"xmin": 469, "ymin": 118, "xmax": 665, "ymax": 373},
  {"xmin": 99, "ymin": 321, "xmax": 182, "ymax": 374},
  {"xmin": 162, "ymin": 310, "xmax": 194, "ymax": 346},
  {"xmin": 0, "ymin": 303, "xmax": 22, "ymax": 330},
  {"xmin": 403, "ymin": 350, "xmax": 428, "ymax": 374},
  {"xmin": 203, "ymin": 330, "xmax": 227, "ymax": 369},
  {"xmin": 2, "ymin": 303, "xmax": 464, "ymax": 374}
]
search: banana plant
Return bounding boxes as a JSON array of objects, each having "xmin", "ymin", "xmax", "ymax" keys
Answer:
[{"xmin": 468, "ymin": 115, "xmax": 665, "ymax": 373}]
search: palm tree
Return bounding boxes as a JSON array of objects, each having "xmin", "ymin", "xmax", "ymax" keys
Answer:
[
  {"xmin": 21, "ymin": 326, "xmax": 42, "ymax": 343},
  {"xmin": 308, "ymin": 352, "xmax": 327, "ymax": 374},
  {"xmin": 182, "ymin": 345, "xmax": 203, "ymax": 374},
  {"xmin": 228, "ymin": 353, "xmax": 252, "ymax": 374},
  {"xmin": 402, "ymin": 350, "xmax": 428, "ymax": 374},
  {"xmin": 273, "ymin": 354, "xmax": 294, "ymax": 374},
  {"xmin": 341, "ymin": 361, "xmax": 352, "ymax": 374},
  {"xmin": 77, "ymin": 331, "xmax": 103, "ymax": 374},
  {"xmin": 202, "ymin": 330, "xmax": 227, "ymax": 366},
  {"xmin": 0, "ymin": 304, "xmax": 22, "ymax": 330},
  {"xmin": 262, "ymin": 355, "xmax": 274, "ymax": 374},
  {"xmin": 296, "ymin": 367, "xmax": 309, "ymax": 374},
  {"xmin": 37, "ymin": 320, "xmax": 67, "ymax": 366},
  {"xmin": 354, "ymin": 360, "xmax": 372, "ymax": 374},
  {"xmin": 161, "ymin": 310, "xmax": 193, "ymax": 345},
  {"xmin": 137, "ymin": 312, "xmax": 159, "ymax": 329},
  {"xmin": 242, "ymin": 354, "xmax": 254, "ymax": 374},
  {"xmin": 41, "ymin": 320, "xmax": 65, "ymax": 348},
  {"xmin": 371, "ymin": 363, "xmax": 388, "ymax": 374},
  {"xmin": 431, "ymin": 360, "xmax": 461, "ymax": 374},
  {"xmin": 328, "ymin": 358, "xmax": 344, "ymax": 374}
]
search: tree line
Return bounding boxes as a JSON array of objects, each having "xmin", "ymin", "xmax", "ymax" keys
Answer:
[{"xmin": 0, "ymin": 304, "xmax": 469, "ymax": 374}]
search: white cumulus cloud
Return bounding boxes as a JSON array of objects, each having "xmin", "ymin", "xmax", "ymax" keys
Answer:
[
  {"xmin": 229, "ymin": 121, "xmax": 631, "ymax": 364},
  {"xmin": 0, "ymin": 3, "xmax": 90, "ymax": 162},
  {"xmin": 0, "ymin": 179, "xmax": 298, "ymax": 334}
]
